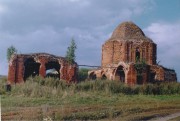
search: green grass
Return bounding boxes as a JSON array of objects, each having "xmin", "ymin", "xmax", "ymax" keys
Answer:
[
  {"xmin": 2, "ymin": 94, "xmax": 180, "ymax": 120},
  {"xmin": 169, "ymin": 116, "xmax": 180, "ymax": 121},
  {"xmin": 1, "ymin": 76, "xmax": 180, "ymax": 120}
]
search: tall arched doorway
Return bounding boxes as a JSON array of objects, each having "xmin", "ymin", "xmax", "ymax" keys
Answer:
[
  {"xmin": 115, "ymin": 66, "xmax": 125, "ymax": 82},
  {"xmin": 24, "ymin": 58, "xmax": 40, "ymax": 81},
  {"xmin": 45, "ymin": 61, "xmax": 60, "ymax": 79}
]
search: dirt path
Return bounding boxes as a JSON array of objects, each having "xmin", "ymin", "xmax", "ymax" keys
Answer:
[{"xmin": 151, "ymin": 112, "xmax": 180, "ymax": 121}]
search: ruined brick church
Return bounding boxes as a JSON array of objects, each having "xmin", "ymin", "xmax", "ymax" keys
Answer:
[
  {"xmin": 8, "ymin": 53, "xmax": 77, "ymax": 84},
  {"xmin": 88, "ymin": 22, "xmax": 177, "ymax": 84},
  {"xmin": 7, "ymin": 21, "xmax": 177, "ymax": 84}
]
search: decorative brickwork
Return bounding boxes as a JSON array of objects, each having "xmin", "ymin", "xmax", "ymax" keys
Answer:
[
  {"xmin": 8, "ymin": 53, "xmax": 77, "ymax": 84},
  {"xmin": 89, "ymin": 21, "xmax": 177, "ymax": 84}
]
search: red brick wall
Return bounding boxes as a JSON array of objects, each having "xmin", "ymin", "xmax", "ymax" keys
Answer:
[
  {"xmin": 7, "ymin": 53, "xmax": 78, "ymax": 84},
  {"xmin": 102, "ymin": 39, "xmax": 157, "ymax": 67},
  {"xmin": 102, "ymin": 41, "xmax": 114, "ymax": 67},
  {"xmin": 90, "ymin": 22, "xmax": 176, "ymax": 84}
]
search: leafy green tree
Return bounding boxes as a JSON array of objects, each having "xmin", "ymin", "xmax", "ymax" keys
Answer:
[
  {"xmin": 7, "ymin": 45, "xmax": 17, "ymax": 62},
  {"xmin": 65, "ymin": 38, "xmax": 77, "ymax": 64}
]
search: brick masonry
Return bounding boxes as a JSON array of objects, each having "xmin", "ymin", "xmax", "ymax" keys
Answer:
[
  {"xmin": 8, "ymin": 53, "xmax": 77, "ymax": 84},
  {"xmin": 89, "ymin": 21, "xmax": 177, "ymax": 84}
]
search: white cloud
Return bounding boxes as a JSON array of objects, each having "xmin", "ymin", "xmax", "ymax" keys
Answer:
[
  {"xmin": 144, "ymin": 21, "xmax": 180, "ymax": 80},
  {"xmin": 0, "ymin": 0, "xmax": 155, "ymax": 76}
]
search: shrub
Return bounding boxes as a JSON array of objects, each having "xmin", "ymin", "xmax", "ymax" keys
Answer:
[
  {"xmin": 0, "ymin": 77, "xmax": 7, "ymax": 95},
  {"xmin": 78, "ymin": 68, "xmax": 89, "ymax": 82},
  {"xmin": 75, "ymin": 81, "xmax": 93, "ymax": 91},
  {"xmin": 5, "ymin": 76, "xmax": 180, "ymax": 97}
]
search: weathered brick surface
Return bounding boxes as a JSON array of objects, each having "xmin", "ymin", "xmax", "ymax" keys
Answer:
[
  {"xmin": 8, "ymin": 53, "xmax": 78, "ymax": 84},
  {"xmin": 89, "ymin": 21, "xmax": 177, "ymax": 84},
  {"xmin": 102, "ymin": 39, "xmax": 156, "ymax": 66}
]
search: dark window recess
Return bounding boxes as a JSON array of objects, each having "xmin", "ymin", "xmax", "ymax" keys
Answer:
[
  {"xmin": 23, "ymin": 58, "xmax": 40, "ymax": 81},
  {"xmin": 136, "ymin": 48, "xmax": 140, "ymax": 61},
  {"xmin": 89, "ymin": 73, "xmax": 97, "ymax": 80},
  {"xmin": 101, "ymin": 74, "xmax": 107, "ymax": 80}
]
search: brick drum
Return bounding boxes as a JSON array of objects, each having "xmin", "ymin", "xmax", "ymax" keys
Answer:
[
  {"xmin": 89, "ymin": 21, "xmax": 177, "ymax": 85},
  {"xmin": 8, "ymin": 53, "xmax": 77, "ymax": 84}
]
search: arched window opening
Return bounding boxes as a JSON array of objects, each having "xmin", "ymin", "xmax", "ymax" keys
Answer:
[
  {"xmin": 89, "ymin": 72, "xmax": 97, "ymax": 80},
  {"xmin": 101, "ymin": 74, "xmax": 107, "ymax": 80},
  {"xmin": 136, "ymin": 48, "xmax": 140, "ymax": 61},
  {"xmin": 45, "ymin": 61, "xmax": 60, "ymax": 79},
  {"xmin": 24, "ymin": 58, "xmax": 40, "ymax": 81},
  {"xmin": 115, "ymin": 66, "xmax": 125, "ymax": 82}
]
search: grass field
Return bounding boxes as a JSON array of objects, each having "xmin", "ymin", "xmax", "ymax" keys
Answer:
[
  {"xmin": 1, "ymin": 76, "xmax": 180, "ymax": 121},
  {"xmin": 169, "ymin": 116, "xmax": 180, "ymax": 121}
]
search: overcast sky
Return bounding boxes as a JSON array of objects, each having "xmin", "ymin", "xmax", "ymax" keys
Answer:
[{"xmin": 0, "ymin": 0, "xmax": 180, "ymax": 81}]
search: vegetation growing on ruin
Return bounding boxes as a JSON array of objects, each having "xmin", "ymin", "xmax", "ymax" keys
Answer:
[
  {"xmin": 7, "ymin": 45, "xmax": 17, "ymax": 62},
  {"xmin": 134, "ymin": 57, "xmax": 147, "ymax": 83},
  {"xmin": 65, "ymin": 38, "xmax": 77, "ymax": 64}
]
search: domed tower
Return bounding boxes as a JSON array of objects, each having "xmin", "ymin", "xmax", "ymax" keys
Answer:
[
  {"xmin": 102, "ymin": 21, "xmax": 157, "ymax": 67},
  {"xmin": 89, "ymin": 21, "xmax": 176, "ymax": 85}
]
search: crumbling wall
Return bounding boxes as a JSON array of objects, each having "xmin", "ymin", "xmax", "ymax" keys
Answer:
[
  {"xmin": 150, "ymin": 65, "xmax": 177, "ymax": 82},
  {"xmin": 126, "ymin": 64, "xmax": 137, "ymax": 85},
  {"xmin": 101, "ymin": 40, "xmax": 114, "ymax": 67},
  {"xmin": 150, "ymin": 65, "xmax": 164, "ymax": 81},
  {"xmin": 102, "ymin": 39, "xmax": 157, "ymax": 67},
  {"xmin": 89, "ymin": 21, "xmax": 177, "ymax": 84},
  {"xmin": 89, "ymin": 62, "xmax": 138, "ymax": 85},
  {"xmin": 8, "ymin": 53, "xmax": 78, "ymax": 84},
  {"xmin": 163, "ymin": 69, "xmax": 177, "ymax": 82}
]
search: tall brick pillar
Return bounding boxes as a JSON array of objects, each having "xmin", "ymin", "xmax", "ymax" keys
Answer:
[
  {"xmin": 60, "ymin": 64, "xmax": 67, "ymax": 80},
  {"xmin": 39, "ymin": 62, "xmax": 46, "ymax": 77}
]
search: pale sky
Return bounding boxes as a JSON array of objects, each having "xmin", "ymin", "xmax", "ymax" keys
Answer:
[{"xmin": 0, "ymin": 0, "xmax": 180, "ymax": 81}]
